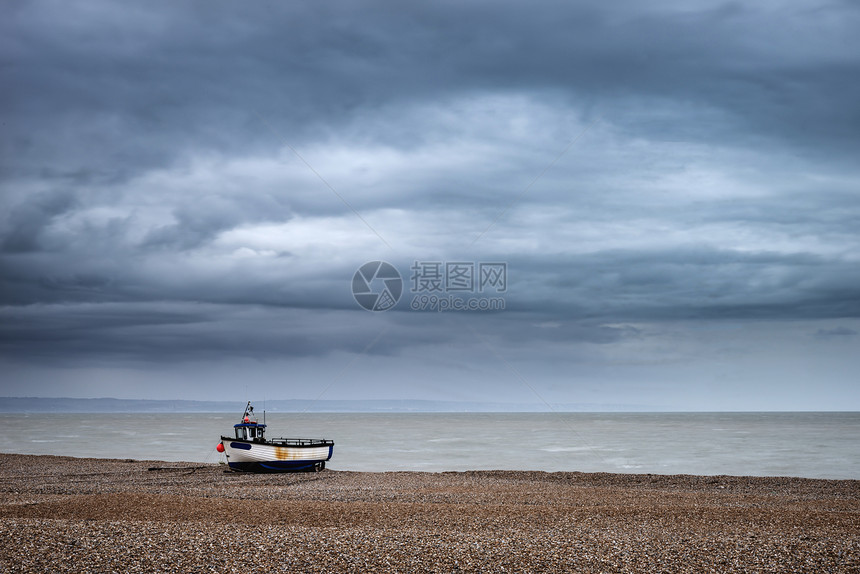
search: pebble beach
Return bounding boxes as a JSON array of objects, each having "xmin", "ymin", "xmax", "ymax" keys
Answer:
[{"xmin": 0, "ymin": 453, "xmax": 858, "ymax": 573}]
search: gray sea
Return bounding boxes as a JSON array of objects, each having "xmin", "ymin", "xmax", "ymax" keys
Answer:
[{"xmin": 2, "ymin": 412, "xmax": 858, "ymax": 479}]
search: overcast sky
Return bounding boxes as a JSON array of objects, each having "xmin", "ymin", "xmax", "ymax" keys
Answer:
[{"xmin": 1, "ymin": 0, "xmax": 859, "ymax": 409}]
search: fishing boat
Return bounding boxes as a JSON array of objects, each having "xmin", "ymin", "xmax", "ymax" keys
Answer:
[{"xmin": 217, "ymin": 402, "xmax": 334, "ymax": 472}]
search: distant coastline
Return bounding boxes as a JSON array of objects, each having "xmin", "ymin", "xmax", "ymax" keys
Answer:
[{"xmin": 0, "ymin": 396, "xmax": 658, "ymax": 413}]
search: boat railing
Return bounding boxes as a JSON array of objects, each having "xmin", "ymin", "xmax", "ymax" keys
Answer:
[{"xmin": 267, "ymin": 438, "xmax": 334, "ymax": 447}]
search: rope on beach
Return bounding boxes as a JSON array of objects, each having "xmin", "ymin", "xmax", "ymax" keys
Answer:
[{"xmin": 147, "ymin": 466, "xmax": 209, "ymax": 472}]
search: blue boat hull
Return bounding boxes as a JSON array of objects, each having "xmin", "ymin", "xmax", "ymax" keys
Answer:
[{"xmin": 227, "ymin": 460, "xmax": 326, "ymax": 473}]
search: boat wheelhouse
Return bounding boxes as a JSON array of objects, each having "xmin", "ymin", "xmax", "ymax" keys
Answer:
[{"xmin": 218, "ymin": 402, "xmax": 334, "ymax": 473}]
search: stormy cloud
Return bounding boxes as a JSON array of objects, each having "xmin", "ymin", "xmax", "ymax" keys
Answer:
[{"xmin": 1, "ymin": 0, "xmax": 859, "ymax": 409}]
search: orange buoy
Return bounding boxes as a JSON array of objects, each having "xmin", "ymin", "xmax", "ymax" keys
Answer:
[{"xmin": 216, "ymin": 443, "xmax": 225, "ymax": 453}]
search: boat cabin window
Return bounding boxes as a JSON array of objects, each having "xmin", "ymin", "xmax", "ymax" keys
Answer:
[{"xmin": 235, "ymin": 426, "xmax": 265, "ymax": 440}]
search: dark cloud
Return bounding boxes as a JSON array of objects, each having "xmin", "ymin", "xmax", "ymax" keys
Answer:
[
  {"xmin": 1, "ymin": 1, "xmax": 859, "ymax": 406},
  {"xmin": 1, "ymin": 191, "xmax": 77, "ymax": 253},
  {"xmin": 814, "ymin": 327, "xmax": 858, "ymax": 339},
  {"xmin": 509, "ymin": 248, "xmax": 860, "ymax": 320},
  {"xmin": 4, "ymin": 1, "xmax": 859, "ymax": 175}
]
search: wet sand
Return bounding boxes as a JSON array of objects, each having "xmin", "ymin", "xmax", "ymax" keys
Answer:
[{"xmin": 0, "ymin": 454, "xmax": 858, "ymax": 573}]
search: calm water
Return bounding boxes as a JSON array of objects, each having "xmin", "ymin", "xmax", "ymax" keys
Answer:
[{"xmin": 1, "ymin": 412, "xmax": 858, "ymax": 479}]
